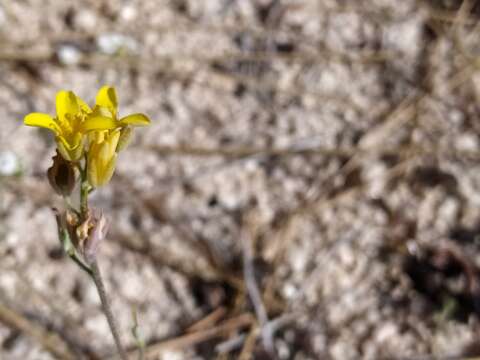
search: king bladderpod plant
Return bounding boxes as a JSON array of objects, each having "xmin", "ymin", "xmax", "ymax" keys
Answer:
[{"xmin": 23, "ymin": 85, "xmax": 150, "ymax": 360}]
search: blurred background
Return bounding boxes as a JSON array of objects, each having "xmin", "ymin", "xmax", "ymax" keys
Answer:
[{"xmin": 1, "ymin": 0, "xmax": 480, "ymax": 359}]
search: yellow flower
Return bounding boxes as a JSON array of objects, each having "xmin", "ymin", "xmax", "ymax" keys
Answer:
[
  {"xmin": 93, "ymin": 85, "xmax": 150, "ymax": 127},
  {"xmin": 87, "ymin": 129, "xmax": 120, "ymax": 187},
  {"xmin": 24, "ymin": 85, "xmax": 150, "ymax": 187},
  {"xmin": 24, "ymin": 90, "xmax": 116, "ymax": 161},
  {"xmin": 86, "ymin": 86, "xmax": 150, "ymax": 187}
]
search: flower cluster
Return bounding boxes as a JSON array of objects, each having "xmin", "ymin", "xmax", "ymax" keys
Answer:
[{"xmin": 24, "ymin": 86, "xmax": 150, "ymax": 188}]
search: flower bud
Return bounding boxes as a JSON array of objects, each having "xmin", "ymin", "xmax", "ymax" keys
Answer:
[{"xmin": 87, "ymin": 129, "xmax": 120, "ymax": 187}]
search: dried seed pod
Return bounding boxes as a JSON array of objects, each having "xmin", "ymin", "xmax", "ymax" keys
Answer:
[
  {"xmin": 76, "ymin": 210, "xmax": 94, "ymax": 250},
  {"xmin": 83, "ymin": 211, "xmax": 109, "ymax": 263},
  {"xmin": 65, "ymin": 209, "xmax": 80, "ymax": 247},
  {"xmin": 47, "ymin": 150, "xmax": 76, "ymax": 196}
]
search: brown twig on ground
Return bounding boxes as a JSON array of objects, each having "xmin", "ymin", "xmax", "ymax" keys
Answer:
[
  {"xmin": 216, "ymin": 314, "xmax": 296, "ymax": 357},
  {"xmin": 186, "ymin": 307, "xmax": 227, "ymax": 333},
  {"xmin": 0, "ymin": 300, "xmax": 77, "ymax": 360},
  {"xmin": 118, "ymin": 313, "xmax": 254, "ymax": 359},
  {"xmin": 238, "ymin": 325, "xmax": 258, "ymax": 360},
  {"xmin": 146, "ymin": 144, "xmax": 354, "ymax": 158},
  {"xmin": 241, "ymin": 211, "xmax": 275, "ymax": 356},
  {"xmin": 113, "ymin": 228, "xmax": 244, "ymax": 290},
  {"xmin": 12, "ymin": 269, "xmax": 101, "ymax": 359}
]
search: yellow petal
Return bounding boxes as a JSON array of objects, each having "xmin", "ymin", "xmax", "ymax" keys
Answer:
[
  {"xmin": 107, "ymin": 129, "xmax": 121, "ymax": 154},
  {"xmin": 57, "ymin": 141, "xmax": 73, "ymax": 161},
  {"xmin": 87, "ymin": 141, "xmax": 101, "ymax": 185},
  {"xmin": 56, "ymin": 91, "xmax": 79, "ymax": 121},
  {"xmin": 70, "ymin": 142, "xmax": 84, "ymax": 161},
  {"xmin": 116, "ymin": 126, "xmax": 133, "ymax": 152},
  {"xmin": 88, "ymin": 130, "xmax": 106, "ymax": 145},
  {"xmin": 87, "ymin": 157, "xmax": 99, "ymax": 187},
  {"xmin": 56, "ymin": 138, "xmax": 83, "ymax": 161},
  {"xmin": 97, "ymin": 130, "xmax": 120, "ymax": 163},
  {"xmin": 76, "ymin": 95, "xmax": 92, "ymax": 113},
  {"xmin": 58, "ymin": 133, "xmax": 83, "ymax": 160},
  {"xmin": 87, "ymin": 151, "xmax": 117, "ymax": 187},
  {"xmin": 99, "ymin": 154, "xmax": 117, "ymax": 186},
  {"xmin": 24, "ymin": 113, "xmax": 59, "ymax": 133},
  {"xmin": 119, "ymin": 113, "xmax": 150, "ymax": 126},
  {"xmin": 81, "ymin": 116, "xmax": 117, "ymax": 132},
  {"xmin": 91, "ymin": 105, "xmax": 113, "ymax": 118},
  {"xmin": 88, "ymin": 141, "xmax": 101, "ymax": 159},
  {"xmin": 57, "ymin": 132, "xmax": 82, "ymax": 150},
  {"xmin": 95, "ymin": 86, "xmax": 118, "ymax": 116}
]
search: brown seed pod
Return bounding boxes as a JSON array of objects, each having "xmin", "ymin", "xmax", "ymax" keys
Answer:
[{"xmin": 47, "ymin": 150, "xmax": 76, "ymax": 196}]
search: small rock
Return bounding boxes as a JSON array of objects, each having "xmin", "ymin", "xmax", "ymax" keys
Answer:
[
  {"xmin": 0, "ymin": 151, "xmax": 20, "ymax": 176},
  {"xmin": 375, "ymin": 322, "xmax": 398, "ymax": 343},
  {"xmin": 160, "ymin": 350, "xmax": 185, "ymax": 360},
  {"xmin": 96, "ymin": 33, "xmax": 139, "ymax": 55},
  {"xmin": 282, "ymin": 282, "xmax": 298, "ymax": 299},
  {"xmin": 456, "ymin": 133, "xmax": 479, "ymax": 152},
  {"xmin": 119, "ymin": 5, "xmax": 138, "ymax": 22},
  {"xmin": 74, "ymin": 9, "xmax": 97, "ymax": 31},
  {"xmin": 57, "ymin": 45, "xmax": 82, "ymax": 66}
]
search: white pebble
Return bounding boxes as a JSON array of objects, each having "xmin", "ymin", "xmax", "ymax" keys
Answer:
[
  {"xmin": 120, "ymin": 5, "xmax": 138, "ymax": 22},
  {"xmin": 375, "ymin": 322, "xmax": 398, "ymax": 343},
  {"xmin": 57, "ymin": 45, "xmax": 82, "ymax": 65},
  {"xmin": 96, "ymin": 33, "xmax": 139, "ymax": 55},
  {"xmin": 75, "ymin": 9, "xmax": 97, "ymax": 31},
  {"xmin": 456, "ymin": 133, "xmax": 479, "ymax": 152},
  {"xmin": 0, "ymin": 151, "xmax": 19, "ymax": 176}
]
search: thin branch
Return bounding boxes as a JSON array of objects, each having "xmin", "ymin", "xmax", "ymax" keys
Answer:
[
  {"xmin": 241, "ymin": 212, "xmax": 275, "ymax": 355},
  {"xmin": 118, "ymin": 313, "xmax": 254, "ymax": 359},
  {"xmin": 216, "ymin": 314, "xmax": 296, "ymax": 356},
  {"xmin": 0, "ymin": 300, "xmax": 77, "ymax": 360}
]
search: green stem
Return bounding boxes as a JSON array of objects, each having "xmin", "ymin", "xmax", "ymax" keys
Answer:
[
  {"xmin": 137, "ymin": 344, "xmax": 144, "ymax": 360},
  {"xmin": 55, "ymin": 213, "xmax": 91, "ymax": 276},
  {"xmin": 76, "ymin": 156, "xmax": 126, "ymax": 359},
  {"xmin": 89, "ymin": 258, "xmax": 128, "ymax": 360},
  {"xmin": 80, "ymin": 180, "xmax": 90, "ymax": 218},
  {"xmin": 63, "ymin": 196, "xmax": 80, "ymax": 216},
  {"xmin": 69, "ymin": 252, "xmax": 93, "ymax": 277},
  {"xmin": 78, "ymin": 155, "xmax": 91, "ymax": 219}
]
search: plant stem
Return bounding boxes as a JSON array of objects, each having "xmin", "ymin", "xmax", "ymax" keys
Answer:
[
  {"xmin": 136, "ymin": 343, "xmax": 144, "ymax": 360},
  {"xmin": 89, "ymin": 257, "xmax": 128, "ymax": 360},
  {"xmin": 69, "ymin": 252, "xmax": 93, "ymax": 276},
  {"xmin": 79, "ymin": 156, "xmax": 91, "ymax": 220},
  {"xmin": 76, "ymin": 156, "xmax": 126, "ymax": 359},
  {"xmin": 80, "ymin": 180, "xmax": 90, "ymax": 219}
]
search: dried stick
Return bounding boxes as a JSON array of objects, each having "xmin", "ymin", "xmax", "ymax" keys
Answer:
[
  {"xmin": 118, "ymin": 313, "xmax": 253, "ymax": 359},
  {"xmin": 0, "ymin": 300, "xmax": 76, "ymax": 360},
  {"xmin": 241, "ymin": 213, "xmax": 275, "ymax": 355}
]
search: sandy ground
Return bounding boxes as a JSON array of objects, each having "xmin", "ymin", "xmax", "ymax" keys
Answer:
[{"xmin": 1, "ymin": 0, "xmax": 480, "ymax": 359}]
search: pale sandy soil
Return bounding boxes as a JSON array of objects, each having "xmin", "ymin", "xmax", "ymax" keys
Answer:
[{"xmin": 1, "ymin": 1, "xmax": 480, "ymax": 359}]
